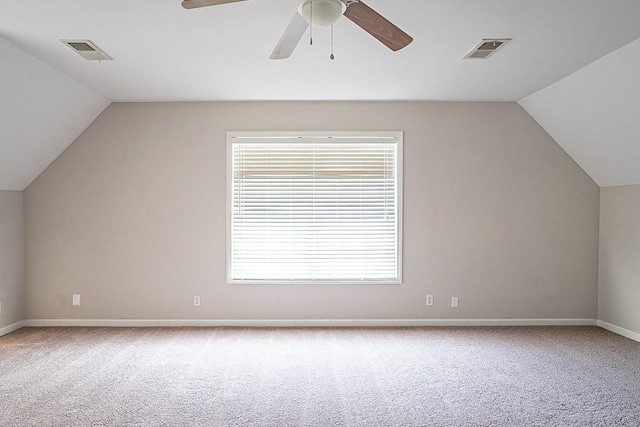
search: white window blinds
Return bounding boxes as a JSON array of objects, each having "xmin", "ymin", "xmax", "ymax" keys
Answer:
[{"xmin": 228, "ymin": 132, "xmax": 402, "ymax": 284}]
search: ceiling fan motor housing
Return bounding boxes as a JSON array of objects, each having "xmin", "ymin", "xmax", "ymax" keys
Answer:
[{"xmin": 298, "ymin": 0, "xmax": 346, "ymax": 26}]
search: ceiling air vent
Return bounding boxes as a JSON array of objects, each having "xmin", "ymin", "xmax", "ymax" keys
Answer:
[
  {"xmin": 60, "ymin": 39, "xmax": 112, "ymax": 61},
  {"xmin": 464, "ymin": 38, "xmax": 511, "ymax": 59}
]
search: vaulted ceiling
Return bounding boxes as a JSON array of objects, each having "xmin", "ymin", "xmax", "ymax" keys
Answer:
[
  {"xmin": 1, "ymin": 0, "xmax": 639, "ymax": 190},
  {"xmin": 519, "ymin": 37, "xmax": 640, "ymax": 187}
]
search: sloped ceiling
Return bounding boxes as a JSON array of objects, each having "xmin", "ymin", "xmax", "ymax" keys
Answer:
[
  {"xmin": 519, "ymin": 38, "xmax": 640, "ymax": 187},
  {"xmin": 1, "ymin": 1, "xmax": 640, "ymax": 190},
  {"xmin": 0, "ymin": 36, "xmax": 109, "ymax": 190}
]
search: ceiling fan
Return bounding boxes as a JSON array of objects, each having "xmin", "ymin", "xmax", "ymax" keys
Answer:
[{"xmin": 181, "ymin": 0, "xmax": 413, "ymax": 59}]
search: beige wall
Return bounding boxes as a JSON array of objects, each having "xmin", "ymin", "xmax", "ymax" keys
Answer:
[
  {"xmin": 24, "ymin": 102, "xmax": 599, "ymax": 321},
  {"xmin": 0, "ymin": 191, "xmax": 24, "ymax": 328},
  {"xmin": 599, "ymin": 185, "xmax": 640, "ymax": 334}
]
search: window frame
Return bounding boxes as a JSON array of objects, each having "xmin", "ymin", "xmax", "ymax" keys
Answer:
[{"xmin": 226, "ymin": 130, "xmax": 403, "ymax": 285}]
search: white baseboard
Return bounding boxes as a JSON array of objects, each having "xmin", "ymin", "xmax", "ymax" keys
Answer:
[
  {"xmin": 22, "ymin": 318, "xmax": 597, "ymax": 328},
  {"xmin": 0, "ymin": 321, "xmax": 25, "ymax": 337},
  {"xmin": 597, "ymin": 320, "xmax": 640, "ymax": 343},
  {"xmin": 12, "ymin": 319, "xmax": 640, "ymax": 343}
]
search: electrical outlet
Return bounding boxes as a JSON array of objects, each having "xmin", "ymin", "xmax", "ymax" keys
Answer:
[
  {"xmin": 193, "ymin": 296, "xmax": 201, "ymax": 307},
  {"xmin": 451, "ymin": 296, "xmax": 459, "ymax": 308},
  {"xmin": 426, "ymin": 295, "xmax": 434, "ymax": 306},
  {"xmin": 73, "ymin": 294, "xmax": 81, "ymax": 306}
]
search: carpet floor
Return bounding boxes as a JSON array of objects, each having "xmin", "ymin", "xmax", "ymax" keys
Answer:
[{"xmin": 1, "ymin": 326, "xmax": 639, "ymax": 426}]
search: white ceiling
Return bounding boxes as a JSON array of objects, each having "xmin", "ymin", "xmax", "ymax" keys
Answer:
[
  {"xmin": 520, "ymin": 38, "xmax": 640, "ymax": 188},
  {"xmin": 1, "ymin": 0, "xmax": 640, "ymax": 190},
  {"xmin": 0, "ymin": 36, "xmax": 108, "ymax": 190},
  {"xmin": 3, "ymin": 0, "xmax": 640, "ymax": 101}
]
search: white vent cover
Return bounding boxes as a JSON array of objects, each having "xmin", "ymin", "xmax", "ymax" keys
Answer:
[
  {"xmin": 464, "ymin": 38, "xmax": 511, "ymax": 59},
  {"xmin": 60, "ymin": 39, "xmax": 112, "ymax": 61}
]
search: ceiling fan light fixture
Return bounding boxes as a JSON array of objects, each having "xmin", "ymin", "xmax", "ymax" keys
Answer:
[{"xmin": 298, "ymin": 0, "xmax": 345, "ymax": 27}]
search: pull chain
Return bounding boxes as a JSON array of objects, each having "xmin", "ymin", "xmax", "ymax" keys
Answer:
[
  {"xmin": 330, "ymin": 24, "xmax": 335, "ymax": 60},
  {"xmin": 309, "ymin": 0, "xmax": 313, "ymax": 45}
]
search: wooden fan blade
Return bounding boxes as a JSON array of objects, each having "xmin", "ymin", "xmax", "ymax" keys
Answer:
[
  {"xmin": 270, "ymin": 13, "xmax": 309, "ymax": 60},
  {"xmin": 344, "ymin": 1, "xmax": 413, "ymax": 51},
  {"xmin": 181, "ymin": 0, "xmax": 250, "ymax": 10}
]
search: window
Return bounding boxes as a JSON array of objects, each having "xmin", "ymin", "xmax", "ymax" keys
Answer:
[{"xmin": 227, "ymin": 131, "xmax": 402, "ymax": 284}]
